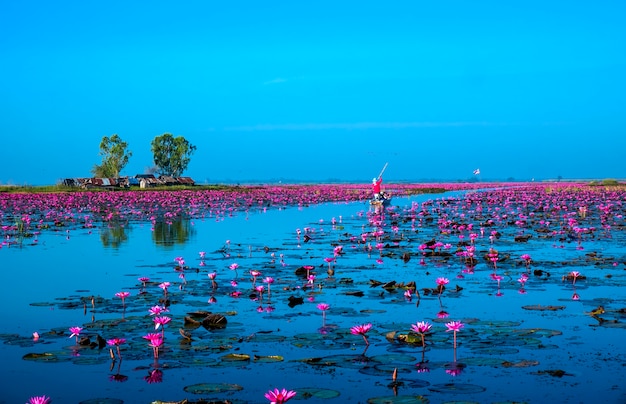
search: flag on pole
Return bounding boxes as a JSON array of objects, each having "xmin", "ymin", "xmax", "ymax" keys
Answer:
[{"xmin": 473, "ymin": 168, "xmax": 480, "ymax": 175}]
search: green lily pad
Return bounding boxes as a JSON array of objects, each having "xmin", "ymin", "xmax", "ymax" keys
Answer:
[
  {"xmin": 367, "ymin": 395, "xmax": 430, "ymax": 404},
  {"xmin": 221, "ymin": 353, "xmax": 250, "ymax": 361},
  {"xmin": 22, "ymin": 352, "xmax": 71, "ymax": 363},
  {"xmin": 254, "ymin": 354, "xmax": 284, "ymax": 362},
  {"xmin": 461, "ymin": 357, "xmax": 508, "ymax": 367},
  {"xmin": 370, "ymin": 353, "xmax": 417, "ymax": 363},
  {"xmin": 293, "ymin": 387, "xmax": 341, "ymax": 399},
  {"xmin": 79, "ymin": 399, "xmax": 124, "ymax": 404},
  {"xmin": 183, "ymin": 382, "xmax": 244, "ymax": 394}
]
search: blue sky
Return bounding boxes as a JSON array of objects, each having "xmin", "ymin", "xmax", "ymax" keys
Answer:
[{"xmin": 2, "ymin": 1, "xmax": 625, "ymax": 185}]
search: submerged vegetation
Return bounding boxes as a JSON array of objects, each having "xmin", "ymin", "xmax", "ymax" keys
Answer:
[{"xmin": 2, "ymin": 181, "xmax": 626, "ymax": 403}]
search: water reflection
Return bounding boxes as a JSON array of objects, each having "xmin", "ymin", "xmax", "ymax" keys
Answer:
[
  {"xmin": 152, "ymin": 216, "xmax": 196, "ymax": 248},
  {"xmin": 100, "ymin": 221, "xmax": 131, "ymax": 248}
]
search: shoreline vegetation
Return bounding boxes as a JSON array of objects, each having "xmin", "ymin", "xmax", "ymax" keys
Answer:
[{"xmin": 0, "ymin": 178, "xmax": 622, "ymax": 194}]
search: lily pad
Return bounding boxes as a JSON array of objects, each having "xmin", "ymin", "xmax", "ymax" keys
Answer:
[
  {"xmin": 293, "ymin": 387, "xmax": 341, "ymax": 399},
  {"xmin": 183, "ymin": 382, "xmax": 244, "ymax": 394},
  {"xmin": 254, "ymin": 354, "xmax": 284, "ymax": 362},
  {"xmin": 220, "ymin": 353, "xmax": 250, "ymax": 361}
]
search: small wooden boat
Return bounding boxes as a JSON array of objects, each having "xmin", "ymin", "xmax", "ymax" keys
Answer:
[{"xmin": 370, "ymin": 194, "xmax": 391, "ymax": 207}]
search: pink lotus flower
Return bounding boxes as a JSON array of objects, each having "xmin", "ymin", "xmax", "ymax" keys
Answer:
[
  {"xmin": 158, "ymin": 282, "xmax": 170, "ymax": 293},
  {"xmin": 264, "ymin": 388, "xmax": 297, "ymax": 404},
  {"xmin": 107, "ymin": 338, "xmax": 126, "ymax": 359},
  {"xmin": 263, "ymin": 276, "xmax": 274, "ymax": 294},
  {"xmin": 436, "ymin": 277, "xmax": 449, "ymax": 295},
  {"xmin": 445, "ymin": 320, "xmax": 465, "ymax": 359},
  {"xmin": 229, "ymin": 263, "xmax": 239, "ymax": 277},
  {"xmin": 411, "ymin": 321, "xmax": 432, "ymax": 349},
  {"xmin": 69, "ymin": 326, "xmax": 83, "ymax": 343},
  {"xmin": 115, "ymin": 291, "xmax": 130, "ymax": 306},
  {"xmin": 403, "ymin": 289, "xmax": 412, "ymax": 301},
  {"xmin": 143, "ymin": 333, "xmax": 164, "ymax": 358},
  {"xmin": 28, "ymin": 395, "xmax": 51, "ymax": 404},
  {"xmin": 153, "ymin": 316, "xmax": 171, "ymax": 331},
  {"xmin": 317, "ymin": 303, "xmax": 330, "ymax": 312},
  {"xmin": 148, "ymin": 305, "xmax": 168, "ymax": 316},
  {"xmin": 350, "ymin": 323, "xmax": 373, "ymax": 346}
]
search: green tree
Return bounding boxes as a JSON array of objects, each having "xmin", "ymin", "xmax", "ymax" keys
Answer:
[
  {"xmin": 91, "ymin": 134, "xmax": 132, "ymax": 177},
  {"xmin": 151, "ymin": 134, "xmax": 197, "ymax": 177}
]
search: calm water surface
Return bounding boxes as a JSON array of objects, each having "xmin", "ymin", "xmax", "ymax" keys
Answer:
[{"xmin": 1, "ymin": 192, "xmax": 624, "ymax": 403}]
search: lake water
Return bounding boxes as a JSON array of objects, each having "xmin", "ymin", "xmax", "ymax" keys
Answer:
[{"xmin": 1, "ymin": 187, "xmax": 624, "ymax": 404}]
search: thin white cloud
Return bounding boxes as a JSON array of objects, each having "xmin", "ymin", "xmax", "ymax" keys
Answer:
[
  {"xmin": 263, "ymin": 77, "xmax": 288, "ymax": 85},
  {"xmin": 224, "ymin": 121, "xmax": 519, "ymax": 132}
]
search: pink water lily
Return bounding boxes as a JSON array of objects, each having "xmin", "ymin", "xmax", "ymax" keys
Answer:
[
  {"xmin": 27, "ymin": 395, "xmax": 51, "ymax": 404},
  {"xmin": 148, "ymin": 305, "xmax": 168, "ymax": 316},
  {"xmin": 350, "ymin": 323, "xmax": 373, "ymax": 346},
  {"xmin": 411, "ymin": 320, "xmax": 432, "ymax": 357},
  {"xmin": 436, "ymin": 277, "xmax": 449, "ymax": 296},
  {"xmin": 158, "ymin": 282, "xmax": 170, "ymax": 294},
  {"xmin": 107, "ymin": 338, "xmax": 126, "ymax": 359},
  {"xmin": 143, "ymin": 333, "xmax": 164, "ymax": 358},
  {"xmin": 264, "ymin": 388, "xmax": 297, "ymax": 404},
  {"xmin": 445, "ymin": 320, "xmax": 465, "ymax": 361},
  {"xmin": 69, "ymin": 326, "xmax": 83, "ymax": 343},
  {"xmin": 153, "ymin": 316, "xmax": 171, "ymax": 332},
  {"xmin": 114, "ymin": 291, "xmax": 130, "ymax": 307}
]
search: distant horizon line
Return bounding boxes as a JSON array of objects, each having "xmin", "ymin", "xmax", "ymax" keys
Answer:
[{"xmin": 2, "ymin": 176, "xmax": 624, "ymax": 187}]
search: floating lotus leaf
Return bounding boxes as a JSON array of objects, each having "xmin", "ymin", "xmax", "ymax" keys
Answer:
[
  {"xmin": 293, "ymin": 387, "xmax": 341, "ymax": 399},
  {"xmin": 367, "ymin": 395, "xmax": 429, "ymax": 404},
  {"xmin": 361, "ymin": 309, "xmax": 387, "ymax": 314},
  {"xmin": 1, "ymin": 334, "xmax": 37, "ymax": 347},
  {"xmin": 594, "ymin": 321, "xmax": 626, "ymax": 329},
  {"xmin": 461, "ymin": 357, "xmax": 508, "ymax": 367},
  {"xmin": 22, "ymin": 352, "xmax": 70, "ymax": 363},
  {"xmin": 428, "ymin": 383, "xmax": 487, "ymax": 394},
  {"xmin": 291, "ymin": 332, "xmax": 351, "ymax": 350},
  {"xmin": 468, "ymin": 346, "xmax": 519, "ymax": 355},
  {"xmin": 220, "ymin": 353, "xmax": 250, "ymax": 361},
  {"xmin": 472, "ymin": 320, "xmax": 522, "ymax": 327},
  {"xmin": 394, "ymin": 332, "xmax": 423, "ymax": 344},
  {"xmin": 153, "ymin": 400, "xmax": 246, "ymax": 404},
  {"xmin": 177, "ymin": 356, "xmax": 218, "ymax": 367},
  {"xmin": 522, "ymin": 305, "xmax": 565, "ymax": 311},
  {"xmin": 246, "ymin": 333, "xmax": 287, "ymax": 343},
  {"xmin": 253, "ymin": 354, "xmax": 284, "ymax": 362},
  {"xmin": 513, "ymin": 328, "xmax": 563, "ymax": 338},
  {"xmin": 370, "ymin": 353, "xmax": 417, "ymax": 363},
  {"xmin": 359, "ymin": 363, "xmax": 414, "ymax": 376},
  {"xmin": 183, "ymin": 382, "xmax": 244, "ymax": 394}
]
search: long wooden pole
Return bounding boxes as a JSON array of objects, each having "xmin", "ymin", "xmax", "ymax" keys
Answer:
[{"xmin": 377, "ymin": 162, "xmax": 388, "ymax": 179}]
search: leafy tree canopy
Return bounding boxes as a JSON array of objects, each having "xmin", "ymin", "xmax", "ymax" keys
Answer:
[
  {"xmin": 151, "ymin": 134, "xmax": 196, "ymax": 177},
  {"xmin": 91, "ymin": 134, "xmax": 132, "ymax": 178}
]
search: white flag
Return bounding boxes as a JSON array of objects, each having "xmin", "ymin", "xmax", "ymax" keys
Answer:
[{"xmin": 473, "ymin": 168, "xmax": 480, "ymax": 175}]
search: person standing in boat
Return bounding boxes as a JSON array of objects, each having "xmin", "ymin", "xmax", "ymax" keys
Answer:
[{"xmin": 372, "ymin": 176, "xmax": 383, "ymax": 200}]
